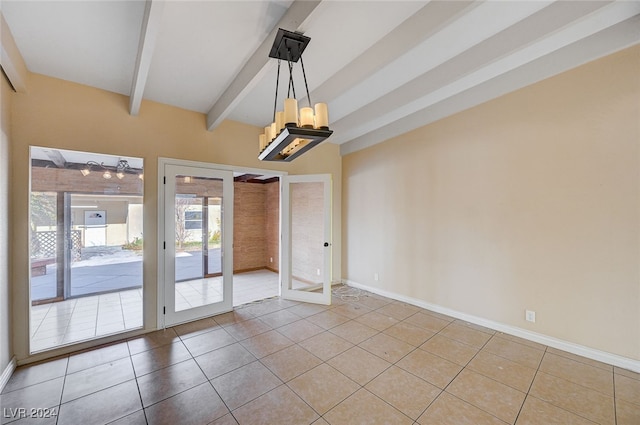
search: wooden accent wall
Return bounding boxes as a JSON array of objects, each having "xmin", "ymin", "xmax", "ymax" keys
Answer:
[
  {"xmin": 233, "ymin": 182, "xmax": 266, "ymax": 272},
  {"xmin": 31, "ymin": 167, "xmax": 143, "ymax": 195}
]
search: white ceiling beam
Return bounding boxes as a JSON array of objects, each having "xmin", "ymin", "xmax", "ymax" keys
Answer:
[
  {"xmin": 129, "ymin": 0, "xmax": 165, "ymax": 116},
  {"xmin": 206, "ymin": 0, "xmax": 322, "ymax": 131},
  {"xmin": 331, "ymin": 0, "xmax": 625, "ymax": 145},
  {"xmin": 308, "ymin": 0, "xmax": 479, "ymax": 106},
  {"xmin": 340, "ymin": 14, "xmax": 640, "ymax": 155},
  {"xmin": 0, "ymin": 12, "xmax": 28, "ymax": 92}
]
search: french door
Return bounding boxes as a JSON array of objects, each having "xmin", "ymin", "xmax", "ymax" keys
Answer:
[
  {"xmin": 162, "ymin": 164, "xmax": 233, "ymax": 326},
  {"xmin": 281, "ymin": 174, "xmax": 332, "ymax": 305}
]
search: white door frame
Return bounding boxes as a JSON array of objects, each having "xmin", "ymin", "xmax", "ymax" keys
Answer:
[
  {"xmin": 281, "ymin": 174, "xmax": 332, "ymax": 305},
  {"xmin": 157, "ymin": 158, "xmax": 287, "ymax": 328}
]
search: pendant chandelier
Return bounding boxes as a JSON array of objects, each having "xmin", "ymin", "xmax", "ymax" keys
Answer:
[{"xmin": 258, "ymin": 28, "xmax": 333, "ymax": 162}]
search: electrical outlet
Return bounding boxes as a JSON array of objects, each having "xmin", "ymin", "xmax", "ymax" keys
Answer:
[
  {"xmin": 374, "ymin": 273, "xmax": 379, "ymax": 281},
  {"xmin": 316, "ymin": 268, "xmax": 321, "ymax": 276},
  {"xmin": 270, "ymin": 257, "xmax": 273, "ymax": 263},
  {"xmin": 525, "ymin": 310, "xmax": 536, "ymax": 323}
]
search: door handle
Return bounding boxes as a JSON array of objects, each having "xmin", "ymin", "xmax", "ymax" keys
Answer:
[{"xmin": 324, "ymin": 242, "xmax": 329, "ymax": 247}]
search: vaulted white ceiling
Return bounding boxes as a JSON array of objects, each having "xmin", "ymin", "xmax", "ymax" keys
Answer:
[{"xmin": 2, "ymin": 1, "xmax": 639, "ymax": 155}]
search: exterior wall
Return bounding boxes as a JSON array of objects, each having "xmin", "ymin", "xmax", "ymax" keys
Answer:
[
  {"xmin": 342, "ymin": 46, "xmax": 640, "ymax": 361},
  {"xmin": 265, "ymin": 181, "xmax": 279, "ymax": 272},
  {"xmin": 1, "ymin": 72, "xmax": 14, "ymax": 376},
  {"xmin": 233, "ymin": 182, "xmax": 267, "ymax": 272},
  {"xmin": 10, "ymin": 73, "xmax": 341, "ymax": 361}
]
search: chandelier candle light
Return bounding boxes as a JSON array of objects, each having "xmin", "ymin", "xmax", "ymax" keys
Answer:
[{"xmin": 258, "ymin": 28, "xmax": 333, "ymax": 162}]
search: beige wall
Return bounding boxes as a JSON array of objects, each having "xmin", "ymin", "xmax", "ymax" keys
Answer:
[
  {"xmin": 11, "ymin": 73, "xmax": 341, "ymax": 361},
  {"xmin": 1, "ymin": 74, "xmax": 14, "ymax": 373},
  {"xmin": 343, "ymin": 46, "xmax": 640, "ymax": 361}
]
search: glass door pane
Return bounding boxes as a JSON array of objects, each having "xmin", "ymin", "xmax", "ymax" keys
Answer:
[
  {"xmin": 281, "ymin": 174, "xmax": 331, "ymax": 305},
  {"xmin": 164, "ymin": 164, "xmax": 233, "ymax": 326}
]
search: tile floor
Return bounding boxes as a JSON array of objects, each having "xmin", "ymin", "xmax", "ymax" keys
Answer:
[
  {"xmin": 6, "ymin": 286, "xmax": 638, "ymax": 425},
  {"xmin": 30, "ymin": 270, "xmax": 280, "ymax": 353}
]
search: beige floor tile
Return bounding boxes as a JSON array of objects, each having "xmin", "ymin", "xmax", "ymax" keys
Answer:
[
  {"xmin": 483, "ymin": 335, "xmax": 544, "ymax": 369},
  {"xmin": 331, "ymin": 302, "xmax": 372, "ymax": 319},
  {"xmin": 397, "ymin": 348, "xmax": 462, "ymax": 389},
  {"xmin": 417, "ymin": 392, "xmax": 508, "ymax": 425},
  {"xmin": 529, "ymin": 372, "xmax": 615, "ymax": 425},
  {"xmin": 56, "ymin": 380, "xmax": 141, "ymax": 425},
  {"xmin": 137, "ymin": 359, "xmax": 207, "ymax": 407},
  {"xmin": 0, "ymin": 378, "xmax": 64, "ymax": 422},
  {"xmin": 276, "ymin": 319, "xmax": 324, "ymax": 342},
  {"xmin": 233, "ymin": 385, "xmax": 319, "ymax": 425},
  {"xmin": 405, "ymin": 311, "xmax": 452, "ymax": 332},
  {"xmin": 440, "ymin": 322, "xmax": 492, "ymax": 348},
  {"xmin": 66, "ymin": 342, "xmax": 129, "ymax": 374},
  {"xmin": 354, "ymin": 310, "xmax": 399, "ymax": 331},
  {"xmin": 494, "ymin": 332, "xmax": 547, "ymax": 351},
  {"xmin": 305, "ymin": 310, "xmax": 350, "ymax": 330},
  {"xmin": 127, "ymin": 328, "xmax": 180, "ymax": 355},
  {"xmin": 172, "ymin": 317, "xmax": 220, "ymax": 339},
  {"xmin": 515, "ymin": 396, "xmax": 599, "ymax": 425},
  {"xmin": 376, "ymin": 302, "xmax": 420, "ymax": 321},
  {"xmin": 286, "ymin": 303, "xmax": 329, "ymax": 318},
  {"xmin": 615, "ymin": 367, "xmax": 640, "ymax": 381},
  {"xmin": 468, "ymin": 351, "xmax": 536, "ymax": 393},
  {"xmin": 298, "ymin": 331, "xmax": 354, "ymax": 361},
  {"xmin": 453, "ymin": 320, "xmax": 496, "ymax": 335},
  {"xmin": 131, "ymin": 341, "xmax": 192, "ymax": 377},
  {"xmin": 420, "ymin": 334, "xmax": 479, "ymax": 366},
  {"xmin": 108, "ymin": 410, "xmax": 147, "ymax": 425},
  {"xmin": 447, "ymin": 369, "xmax": 526, "ymax": 424},
  {"xmin": 540, "ymin": 352, "xmax": 614, "ymax": 396},
  {"xmin": 359, "ymin": 332, "xmax": 415, "ymax": 363},
  {"xmin": 365, "ymin": 365, "xmax": 441, "ymax": 420},
  {"xmin": 239, "ymin": 330, "xmax": 293, "ymax": 358},
  {"xmin": 61, "ymin": 357, "xmax": 134, "ymax": 403},
  {"xmin": 328, "ymin": 346, "xmax": 391, "ymax": 385},
  {"xmin": 210, "ymin": 414, "xmax": 239, "ymax": 425},
  {"xmin": 546, "ymin": 347, "xmax": 613, "ymax": 371},
  {"xmin": 383, "ymin": 321, "xmax": 435, "ymax": 347},
  {"xmin": 324, "ymin": 389, "xmax": 413, "ymax": 425},
  {"xmin": 261, "ymin": 344, "xmax": 322, "ymax": 382},
  {"xmin": 258, "ymin": 309, "xmax": 302, "ymax": 328},
  {"xmin": 211, "ymin": 361, "xmax": 282, "ymax": 410},
  {"xmin": 287, "ymin": 363, "xmax": 359, "ymax": 415},
  {"xmin": 2, "ymin": 357, "xmax": 68, "ymax": 393},
  {"xmin": 212, "ymin": 310, "xmax": 254, "ymax": 327},
  {"xmin": 616, "ymin": 398, "xmax": 640, "ymax": 425},
  {"xmin": 223, "ymin": 318, "xmax": 272, "ymax": 341},
  {"xmin": 181, "ymin": 327, "xmax": 237, "ymax": 357},
  {"xmin": 615, "ymin": 373, "xmax": 640, "ymax": 406},
  {"xmin": 144, "ymin": 382, "xmax": 228, "ymax": 425},
  {"xmin": 194, "ymin": 343, "xmax": 256, "ymax": 379},
  {"xmin": 329, "ymin": 320, "xmax": 378, "ymax": 344},
  {"xmin": 352, "ymin": 293, "xmax": 392, "ymax": 310}
]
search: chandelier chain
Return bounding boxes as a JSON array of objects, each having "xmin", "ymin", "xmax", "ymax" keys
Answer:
[
  {"xmin": 299, "ymin": 54, "xmax": 312, "ymax": 107},
  {"xmin": 273, "ymin": 59, "xmax": 281, "ymax": 123}
]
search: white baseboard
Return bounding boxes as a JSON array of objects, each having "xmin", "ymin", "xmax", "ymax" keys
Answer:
[
  {"xmin": 0, "ymin": 356, "xmax": 16, "ymax": 393},
  {"xmin": 344, "ymin": 279, "xmax": 640, "ymax": 374}
]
